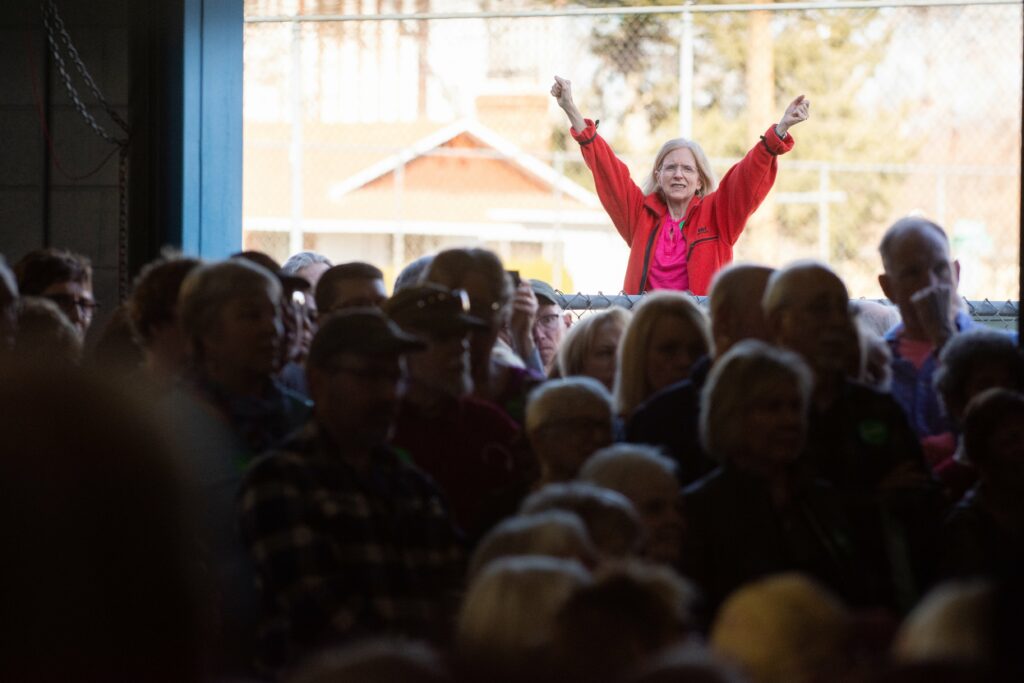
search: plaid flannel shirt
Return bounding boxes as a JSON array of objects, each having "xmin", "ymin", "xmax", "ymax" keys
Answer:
[{"xmin": 238, "ymin": 419, "xmax": 464, "ymax": 673}]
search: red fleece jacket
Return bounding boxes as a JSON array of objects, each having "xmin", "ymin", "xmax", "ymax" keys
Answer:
[{"xmin": 571, "ymin": 120, "xmax": 794, "ymax": 295}]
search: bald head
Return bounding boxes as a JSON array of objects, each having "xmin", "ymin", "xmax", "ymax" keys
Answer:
[
  {"xmin": 708, "ymin": 264, "xmax": 774, "ymax": 357},
  {"xmin": 764, "ymin": 261, "xmax": 855, "ymax": 377},
  {"xmin": 879, "ymin": 217, "xmax": 950, "ymax": 274},
  {"xmin": 877, "ymin": 217, "xmax": 959, "ymax": 340}
]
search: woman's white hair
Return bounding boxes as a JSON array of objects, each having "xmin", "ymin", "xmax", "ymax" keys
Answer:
[
  {"xmin": 177, "ymin": 258, "xmax": 280, "ymax": 358},
  {"xmin": 520, "ymin": 482, "xmax": 644, "ymax": 558},
  {"xmin": 525, "ymin": 375, "xmax": 614, "ymax": 435},
  {"xmin": 456, "ymin": 555, "xmax": 591, "ymax": 663},
  {"xmin": 468, "ymin": 511, "xmax": 596, "ymax": 578},
  {"xmin": 577, "ymin": 443, "xmax": 678, "ymax": 497},
  {"xmin": 641, "ymin": 138, "xmax": 718, "ymax": 199}
]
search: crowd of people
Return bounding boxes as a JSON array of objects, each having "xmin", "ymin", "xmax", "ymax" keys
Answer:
[{"xmin": 1, "ymin": 213, "xmax": 1022, "ymax": 683}]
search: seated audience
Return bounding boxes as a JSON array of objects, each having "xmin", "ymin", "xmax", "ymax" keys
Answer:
[
  {"xmin": 525, "ymin": 376, "xmax": 615, "ymax": 487},
  {"xmin": 423, "ymin": 247, "xmax": 544, "ymax": 424},
  {"xmin": 315, "ymin": 261, "xmax": 387, "ymax": 313},
  {"xmin": 14, "ymin": 296, "xmax": 82, "ymax": 364},
  {"xmin": 930, "ymin": 329, "xmax": 1024, "ymax": 497},
  {"xmin": 557, "ymin": 306, "xmax": 632, "ymax": 390},
  {"xmin": 238, "ymin": 310, "xmax": 463, "ymax": 674},
  {"xmin": 579, "ymin": 444, "xmax": 684, "ymax": 567},
  {"xmin": 288, "ymin": 639, "xmax": 450, "ymax": 683},
  {"xmin": 455, "ymin": 555, "xmax": 591, "ymax": 682},
  {"xmin": 710, "ymin": 573, "xmax": 851, "ymax": 683},
  {"xmin": 627, "ymin": 264, "xmax": 773, "ymax": 484},
  {"xmin": 615, "ymin": 290, "xmax": 710, "ymax": 419},
  {"xmin": 178, "ymin": 258, "xmax": 310, "ymax": 458},
  {"xmin": 681, "ymin": 340, "xmax": 884, "ymax": 613},
  {"xmin": 385, "ymin": 283, "xmax": 531, "ymax": 540},
  {"xmin": 0, "ymin": 366, "xmax": 205, "ymax": 683},
  {"xmin": 13, "ymin": 247, "xmax": 96, "ymax": 337},
  {"xmin": 469, "ymin": 511, "xmax": 597, "ymax": 578},
  {"xmin": 530, "ymin": 278, "xmax": 572, "ymax": 375},
  {"xmin": 764, "ymin": 260, "xmax": 926, "ymax": 490},
  {"xmin": 552, "ymin": 560, "xmax": 697, "ymax": 683},
  {"xmin": 765, "ymin": 260, "xmax": 940, "ymax": 608},
  {"xmin": 128, "ymin": 255, "xmax": 202, "ymax": 384},
  {"xmin": 0, "ymin": 255, "xmax": 16, "ymax": 351},
  {"xmin": 281, "ymin": 250, "xmax": 333, "ymax": 289},
  {"xmin": 940, "ymin": 389, "xmax": 1024, "ymax": 579},
  {"xmin": 521, "ymin": 482, "xmax": 644, "ymax": 559}
]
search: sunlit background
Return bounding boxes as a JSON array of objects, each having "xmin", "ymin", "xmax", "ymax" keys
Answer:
[{"xmin": 243, "ymin": 0, "xmax": 1022, "ymax": 300}]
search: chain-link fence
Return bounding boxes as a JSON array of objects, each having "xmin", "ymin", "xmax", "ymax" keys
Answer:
[
  {"xmin": 552, "ymin": 292, "xmax": 1018, "ymax": 332},
  {"xmin": 242, "ymin": 0, "xmax": 1021, "ymax": 301}
]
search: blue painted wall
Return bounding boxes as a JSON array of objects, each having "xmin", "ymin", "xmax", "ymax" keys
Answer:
[{"xmin": 178, "ymin": 0, "xmax": 243, "ymax": 259}]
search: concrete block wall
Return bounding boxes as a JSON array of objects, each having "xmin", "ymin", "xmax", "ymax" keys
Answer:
[{"xmin": 1, "ymin": 0, "xmax": 131, "ymax": 335}]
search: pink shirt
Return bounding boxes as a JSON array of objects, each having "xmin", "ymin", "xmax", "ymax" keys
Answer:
[
  {"xmin": 646, "ymin": 214, "xmax": 689, "ymax": 291},
  {"xmin": 897, "ymin": 335, "xmax": 934, "ymax": 370}
]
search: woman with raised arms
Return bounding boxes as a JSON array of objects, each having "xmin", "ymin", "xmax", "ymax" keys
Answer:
[{"xmin": 551, "ymin": 76, "xmax": 809, "ymax": 295}]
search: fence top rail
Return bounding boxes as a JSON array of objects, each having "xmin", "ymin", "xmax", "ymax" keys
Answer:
[
  {"xmin": 245, "ymin": 0, "xmax": 1019, "ymax": 23},
  {"xmin": 555, "ymin": 293, "xmax": 1019, "ymax": 317}
]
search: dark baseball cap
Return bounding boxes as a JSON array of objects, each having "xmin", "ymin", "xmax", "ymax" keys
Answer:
[
  {"xmin": 308, "ymin": 308, "xmax": 426, "ymax": 368},
  {"xmin": 530, "ymin": 278, "xmax": 560, "ymax": 306},
  {"xmin": 384, "ymin": 284, "xmax": 487, "ymax": 336}
]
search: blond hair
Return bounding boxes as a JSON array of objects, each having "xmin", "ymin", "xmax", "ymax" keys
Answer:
[
  {"xmin": 558, "ymin": 307, "xmax": 632, "ymax": 379},
  {"xmin": 641, "ymin": 138, "xmax": 718, "ymax": 200},
  {"xmin": 614, "ymin": 291, "xmax": 710, "ymax": 417},
  {"xmin": 710, "ymin": 573, "xmax": 850, "ymax": 683}
]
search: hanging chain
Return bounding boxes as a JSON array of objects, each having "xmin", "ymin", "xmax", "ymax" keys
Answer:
[{"xmin": 41, "ymin": 0, "xmax": 132, "ymax": 300}]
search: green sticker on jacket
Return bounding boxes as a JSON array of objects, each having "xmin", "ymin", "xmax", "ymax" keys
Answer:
[{"xmin": 858, "ymin": 419, "xmax": 890, "ymax": 446}]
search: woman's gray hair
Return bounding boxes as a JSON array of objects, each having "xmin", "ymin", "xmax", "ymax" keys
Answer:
[
  {"xmin": 641, "ymin": 138, "xmax": 718, "ymax": 199},
  {"xmin": 558, "ymin": 307, "xmax": 632, "ymax": 379},
  {"xmin": 699, "ymin": 340, "xmax": 812, "ymax": 462},
  {"xmin": 281, "ymin": 251, "xmax": 332, "ymax": 275},
  {"xmin": 468, "ymin": 511, "xmax": 596, "ymax": 579},
  {"xmin": 178, "ymin": 258, "xmax": 281, "ymax": 356},
  {"xmin": 578, "ymin": 443, "xmax": 678, "ymax": 494},
  {"xmin": 525, "ymin": 375, "xmax": 614, "ymax": 435}
]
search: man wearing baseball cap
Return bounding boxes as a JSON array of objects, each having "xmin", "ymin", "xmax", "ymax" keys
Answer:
[
  {"xmin": 530, "ymin": 278, "xmax": 572, "ymax": 376},
  {"xmin": 238, "ymin": 308, "xmax": 463, "ymax": 674},
  {"xmin": 386, "ymin": 284, "xmax": 534, "ymax": 541}
]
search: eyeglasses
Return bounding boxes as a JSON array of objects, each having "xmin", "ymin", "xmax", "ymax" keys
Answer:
[
  {"xmin": 659, "ymin": 163, "xmax": 696, "ymax": 175},
  {"xmin": 45, "ymin": 293, "xmax": 99, "ymax": 319},
  {"xmin": 536, "ymin": 313, "xmax": 563, "ymax": 331}
]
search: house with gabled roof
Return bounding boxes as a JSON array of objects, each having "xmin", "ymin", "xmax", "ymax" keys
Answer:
[{"xmin": 242, "ymin": 118, "xmax": 626, "ymax": 289}]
